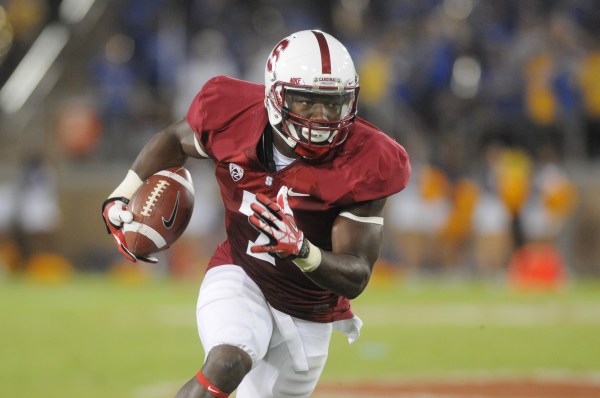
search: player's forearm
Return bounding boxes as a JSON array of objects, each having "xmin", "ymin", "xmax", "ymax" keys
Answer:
[{"xmin": 302, "ymin": 251, "xmax": 372, "ymax": 299}]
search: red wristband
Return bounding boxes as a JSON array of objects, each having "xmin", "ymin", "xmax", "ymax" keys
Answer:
[{"xmin": 195, "ymin": 371, "xmax": 229, "ymax": 398}]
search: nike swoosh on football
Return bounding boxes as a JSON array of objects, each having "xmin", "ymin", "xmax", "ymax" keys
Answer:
[
  {"xmin": 162, "ymin": 191, "xmax": 180, "ymax": 229},
  {"xmin": 288, "ymin": 189, "xmax": 310, "ymax": 197}
]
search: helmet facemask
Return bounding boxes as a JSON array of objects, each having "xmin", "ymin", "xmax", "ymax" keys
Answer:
[{"xmin": 266, "ymin": 82, "xmax": 358, "ymax": 159}]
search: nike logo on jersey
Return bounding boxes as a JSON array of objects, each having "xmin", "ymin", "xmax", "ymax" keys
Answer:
[
  {"xmin": 288, "ymin": 188, "xmax": 310, "ymax": 197},
  {"xmin": 162, "ymin": 191, "xmax": 180, "ymax": 229}
]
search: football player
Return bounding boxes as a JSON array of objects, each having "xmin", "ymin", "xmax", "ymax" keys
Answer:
[{"xmin": 102, "ymin": 30, "xmax": 411, "ymax": 398}]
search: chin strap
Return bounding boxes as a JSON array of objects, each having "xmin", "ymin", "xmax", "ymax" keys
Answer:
[
  {"xmin": 272, "ymin": 123, "xmax": 298, "ymax": 150},
  {"xmin": 195, "ymin": 371, "xmax": 229, "ymax": 398}
]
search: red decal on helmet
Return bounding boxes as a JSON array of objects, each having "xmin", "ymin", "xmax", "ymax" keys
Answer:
[
  {"xmin": 312, "ymin": 31, "xmax": 331, "ymax": 74},
  {"xmin": 266, "ymin": 39, "xmax": 290, "ymax": 73}
]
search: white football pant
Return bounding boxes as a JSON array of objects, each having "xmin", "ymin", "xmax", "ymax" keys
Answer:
[{"xmin": 196, "ymin": 265, "xmax": 332, "ymax": 398}]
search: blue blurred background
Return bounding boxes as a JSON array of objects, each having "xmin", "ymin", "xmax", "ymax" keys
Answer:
[{"xmin": 0, "ymin": 0, "xmax": 598, "ymax": 285}]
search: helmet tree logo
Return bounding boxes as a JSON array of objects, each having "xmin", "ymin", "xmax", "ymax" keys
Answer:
[{"xmin": 266, "ymin": 39, "xmax": 290, "ymax": 73}]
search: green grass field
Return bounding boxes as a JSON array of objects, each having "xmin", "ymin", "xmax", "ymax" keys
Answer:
[{"xmin": 2, "ymin": 273, "xmax": 600, "ymax": 398}]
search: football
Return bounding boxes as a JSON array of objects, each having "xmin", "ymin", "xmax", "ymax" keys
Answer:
[{"xmin": 123, "ymin": 167, "xmax": 195, "ymax": 257}]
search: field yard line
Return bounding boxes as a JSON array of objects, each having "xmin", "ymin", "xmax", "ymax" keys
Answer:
[
  {"xmin": 144, "ymin": 302, "xmax": 600, "ymax": 327},
  {"xmin": 353, "ymin": 302, "xmax": 600, "ymax": 326},
  {"xmin": 152, "ymin": 304, "xmax": 195, "ymax": 326},
  {"xmin": 133, "ymin": 381, "xmax": 181, "ymax": 398}
]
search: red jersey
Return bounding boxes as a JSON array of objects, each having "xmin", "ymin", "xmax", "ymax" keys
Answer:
[{"xmin": 186, "ymin": 76, "xmax": 411, "ymax": 323}]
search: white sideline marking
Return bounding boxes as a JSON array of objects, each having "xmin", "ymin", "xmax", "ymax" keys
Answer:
[
  {"xmin": 354, "ymin": 302, "xmax": 600, "ymax": 326},
  {"xmin": 145, "ymin": 302, "xmax": 600, "ymax": 327},
  {"xmin": 134, "ymin": 381, "xmax": 181, "ymax": 398}
]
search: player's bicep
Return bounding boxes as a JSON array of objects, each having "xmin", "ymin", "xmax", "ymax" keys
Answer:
[
  {"xmin": 331, "ymin": 198, "xmax": 387, "ymax": 266},
  {"xmin": 173, "ymin": 119, "xmax": 209, "ymax": 159}
]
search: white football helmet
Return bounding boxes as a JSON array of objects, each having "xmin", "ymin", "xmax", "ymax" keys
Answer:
[{"xmin": 265, "ymin": 30, "xmax": 360, "ymax": 159}]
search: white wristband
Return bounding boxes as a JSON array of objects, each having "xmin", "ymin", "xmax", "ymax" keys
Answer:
[
  {"xmin": 292, "ymin": 240, "xmax": 322, "ymax": 273},
  {"xmin": 109, "ymin": 170, "xmax": 144, "ymax": 200}
]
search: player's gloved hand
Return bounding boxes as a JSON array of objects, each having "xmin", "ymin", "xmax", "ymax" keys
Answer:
[
  {"xmin": 102, "ymin": 197, "xmax": 158, "ymax": 264},
  {"xmin": 249, "ymin": 186, "xmax": 309, "ymax": 260}
]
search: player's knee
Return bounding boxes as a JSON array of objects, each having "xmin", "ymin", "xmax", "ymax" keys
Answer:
[{"xmin": 203, "ymin": 344, "xmax": 252, "ymax": 390}]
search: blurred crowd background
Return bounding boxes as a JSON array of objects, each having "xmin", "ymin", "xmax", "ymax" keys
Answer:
[{"xmin": 0, "ymin": 0, "xmax": 599, "ymax": 286}]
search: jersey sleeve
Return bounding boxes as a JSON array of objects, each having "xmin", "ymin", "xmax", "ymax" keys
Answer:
[
  {"xmin": 328, "ymin": 127, "xmax": 411, "ymax": 204},
  {"xmin": 185, "ymin": 76, "xmax": 264, "ymax": 160},
  {"xmin": 185, "ymin": 77, "xmax": 222, "ymax": 159},
  {"xmin": 357, "ymin": 132, "xmax": 411, "ymax": 201}
]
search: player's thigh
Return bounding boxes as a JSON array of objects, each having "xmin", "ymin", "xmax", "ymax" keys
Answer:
[
  {"xmin": 236, "ymin": 318, "xmax": 332, "ymax": 398},
  {"xmin": 196, "ymin": 265, "xmax": 273, "ymax": 364}
]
